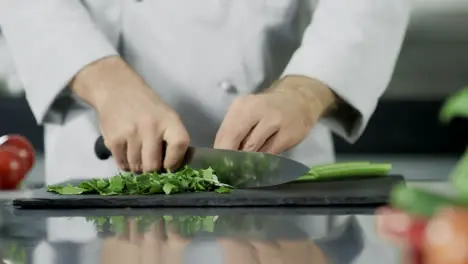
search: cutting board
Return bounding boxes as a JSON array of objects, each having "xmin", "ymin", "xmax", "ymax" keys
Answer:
[{"xmin": 13, "ymin": 175, "xmax": 404, "ymax": 209}]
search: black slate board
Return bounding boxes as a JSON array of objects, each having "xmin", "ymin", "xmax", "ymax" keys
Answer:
[
  {"xmin": 13, "ymin": 175, "xmax": 404, "ymax": 209},
  {"xmin": 8, "ymin": 206, "xmax": 378, "ymax": 217}
]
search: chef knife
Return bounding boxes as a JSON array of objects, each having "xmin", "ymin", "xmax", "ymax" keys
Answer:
[{"xmin": 94, "ymin": 135, "xmax": 309, "ymax": 188}]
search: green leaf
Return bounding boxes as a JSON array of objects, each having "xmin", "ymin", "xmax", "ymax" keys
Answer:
[
  {"xmin": 163, "ymin": 215, "xmax": 173, "ymax": 221},
  {"xmin": 202, "ymin": 216, "xmax": 216, "ymax": 232},
  {"xmin": 390, "ymin": 183, "xmax": 468, "ymax": 217},
  {"xmin": 215, "ymin": 186, "xmax": 232, "ymax": 193},
  {"xmin": 96, "ymin": 179, "xmax": 109, "ymax": 190},
  {"xmin": 450, "ymin": 150, "xmax": 468, "ymax": 199},
  {"xmin": 148, "ymin": 182, "xmax": 162, "ymax": 194},
  {"xmin": 50, "ymin": 185, "xmax": 86, "ymax": 195},
  {"xmin": 109, "ymin": 176, "xmax": 124, "ymax": 193},
  {"xmin": 163, "ymin": 183, "xmax": 177, "ymax": 195},
  {"xmin": 47, "ymin": 166, "xmax": 235, "ymax": 195},
  {"xmin": 202, "ymin": 167, "xmax": 215, "ymax": 181},
  {"xmin": 109, "ymin": 216, "xmax": 126, "ymax": 234},
  {"xmin": 440, "ymin": 87, "xmax": 468, "ymax": 124}
]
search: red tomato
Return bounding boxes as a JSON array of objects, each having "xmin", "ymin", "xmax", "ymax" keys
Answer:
[
  {"xmin": 404, "ymin": 248, "xmax": 424, "ymax": 264},
  {"xmin": 0, "ymin": 148, "xmax": 28, "ymax": 189},
  {"xmin": 0, "ymin": 134, "xmax": 35, "ymax": 172},
  {"xmin": 424, "ymin": 207, "xmax": 468, "ymax": 264},
  {"xmin": 376, "ymin": 206, "xmax": 428, "ymax": 251},
  {"xmin": 407, "ymin": 219, "xmax": 428, "ymax": 250}
]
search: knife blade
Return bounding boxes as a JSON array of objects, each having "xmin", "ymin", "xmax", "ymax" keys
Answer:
[{"xmin": 94, "ymin": 136, "xmax": 309, "ymax": 188}]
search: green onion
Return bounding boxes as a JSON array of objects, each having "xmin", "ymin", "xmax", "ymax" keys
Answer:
[
  {"xmin": 390, "ymin": 183, "xmax": 468, "ymax": 218},
  {"xmin": 294, "ymin": 162, "xmax": 391, "ymax": 182}
]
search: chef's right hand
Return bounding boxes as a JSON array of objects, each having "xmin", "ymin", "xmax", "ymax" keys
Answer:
[{"xmin": 70, "ymin": 56, "xmax": 190, "ymax": 172}]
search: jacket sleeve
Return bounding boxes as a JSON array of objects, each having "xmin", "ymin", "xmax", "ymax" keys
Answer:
[
  {"xmin": 0, "ymin": 0, "xmax": 119, "ymax": 124},
  {"xmin": 281, "ymin": 0, "xmax": 410, "ymax": 143}
]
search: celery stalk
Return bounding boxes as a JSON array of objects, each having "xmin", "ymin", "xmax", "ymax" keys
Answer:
[
  {"xmin": 309, "ymin": 162, "xmax": 371, "ymax": 172},
  {"xmin": 295, "ymin": 163, "xmax": 391, "ymax": 182}
]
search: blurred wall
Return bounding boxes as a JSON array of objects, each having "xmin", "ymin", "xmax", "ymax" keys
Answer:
[{"xmin": 385, "ymin": 0, "xmax": 468, "ymax": 99}]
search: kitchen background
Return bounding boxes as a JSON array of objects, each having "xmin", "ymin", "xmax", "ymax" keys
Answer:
[{"xmin": 0, "ymin": 0, "xmax": 467, "ymax": 183}]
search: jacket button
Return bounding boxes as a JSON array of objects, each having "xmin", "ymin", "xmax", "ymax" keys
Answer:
[{"xmin": 218, "ymin": 80, "xmax": 238, "ymax": 94}]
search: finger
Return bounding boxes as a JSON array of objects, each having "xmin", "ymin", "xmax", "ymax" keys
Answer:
[
  {"xmin": 127, "ymin": 137, "xmax": 143, "ymax": 173},
  {"xmin": 218, "ymin": 239, "xmax": 258, "ymax": 264},
  {"xmin": 241, "ymin": 118, "xmax": 279, "ymax": 152},
  {"xmin": 166, "ymin": 223, "xmax": 189, "ymax": 245},
  {"xmin": 258, "ymin": 132, "xmax": 282, "ymax": 155},
  {"xmin": 107, "ymin": 138, "xmax": 129, "ymax": 171},
  {"xmin": 142, "ymin": 222, "xmax": 164, "ymax": 245},
  {"xmin": 155, "ymin": 219, "xmax": 167, "ymax": 241},
  {"xmin": 163, "ymin": 122, "xmax": 190, "ymax": 171},
  {"xmin": 128, "ymin": 219, "xmax": 141, "ymax": 245},
  {"xmin": 141, "ymin": 131, "xmax": 163, "ymax": 173},
  {"xmin": 250, "ymin": 240, "xmax": 281, "ymax": 264},
  {"xmin": 215, "ymin": 111, "xmax": 259, "ymax": 150},
  {"xmin": 258, "ymin": 130, "xmax": 297, "ymax": 155}
]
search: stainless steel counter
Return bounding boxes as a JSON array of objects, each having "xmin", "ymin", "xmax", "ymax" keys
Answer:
[
  {"xmin": 0, "ymin": 181, "xmax": 453, "ymax": 264},
  {"xmin": 0, "ymin": 206, "xmax": 403, "ymax": 264}
]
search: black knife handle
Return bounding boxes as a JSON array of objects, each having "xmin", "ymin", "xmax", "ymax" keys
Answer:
[
  {"xmin": 95, "ymin": 135, "xmax": 112, "ymax": 160},
  {"xmin": 94, "ymin": 135, "xmax": 173, "ymax": 162}
]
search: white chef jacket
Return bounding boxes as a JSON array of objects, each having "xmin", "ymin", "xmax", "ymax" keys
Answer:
[{"xmin": 0, "ymin": 0, "xmax": 410, "ymax": 184}]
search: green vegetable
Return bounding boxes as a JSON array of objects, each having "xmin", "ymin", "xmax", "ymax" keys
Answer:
[
  {"xmin": 295, "ymin": 162, "xmax": 391, "ymax": 182},
  {"xmin": 47, "ymin": 166, "xmax": 233, "ymax": 195},
  {"xmin": 438, "ymin": 87, "xmax": 468, "ymax": 201},
  {"xmin": 86, "ymin": 214, "xmax": 278, "ymax": 239},
  {"xmin": 390, "ymin": 183, "xmax": 468, "ymax": 217},
  {"xmin": 48, "ymin": 161, "xmax": 392, "ymax": 196},
  {"xmin": 4, "ymin": 242, "xmax": 27, "ymax": 264},
  {"xmin": 439, "ymin": 87, "xmax": 468, "ymax": 124},
  {"xmin": 86, "ymin": 215, "xmax": 219, "ymax": 236},
  {"xmin": 450, "ymin": 149, "xmax": 468, "ymax": 199}
]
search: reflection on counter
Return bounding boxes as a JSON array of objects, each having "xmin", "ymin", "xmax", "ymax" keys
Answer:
[{"xmin": 0, "ymin": 208, "xmax": 402, "ymax": 264}]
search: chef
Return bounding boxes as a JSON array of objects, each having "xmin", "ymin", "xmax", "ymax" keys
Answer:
[{"xmin": 0, "ymin": 0, "xmax": 409, "ymax": 185}]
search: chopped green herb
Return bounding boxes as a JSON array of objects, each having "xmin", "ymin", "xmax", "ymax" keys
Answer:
[
  {"xmin": 215, "ymin": 186, "xmax": 232, "ymax": 193},
  {"xmin": 47, "ymin": 161, "xmax": 393, "ymax": 196},
  {"xmin": 47, "ymin": 166, "xmax": 233, "ymax": 195},
  {"xmin": 86, "ymin": 215, "xmax": 219, "ymax": 237}
]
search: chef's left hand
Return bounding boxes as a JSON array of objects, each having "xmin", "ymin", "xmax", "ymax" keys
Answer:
[{"xmin": 214, "ymin": 75, "xmax": 337, "ymax": 154}]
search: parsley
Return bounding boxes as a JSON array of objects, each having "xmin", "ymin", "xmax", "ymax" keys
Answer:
[
  {"xmin": 47, "ymin": 166, "xmax": 233, "ymax": 195},
  {"xmin": 86, "ymin": 215, "xmax": 275, "ymax": 239},
  {"xmin": 86, "ymin": 215, "xmax": 219, "ymax": 236}
]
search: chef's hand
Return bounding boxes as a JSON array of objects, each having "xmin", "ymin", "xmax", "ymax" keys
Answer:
[
  {"xmin": 101, "ymin": 219, "xmax": 189, "ymax": 264},
  {"xmin": 218, "ymin": 238, "xmax": 328, "ymax": 264},
  {"xmin": 71, "ymin": 56, "xmax": 189, "ymax": 172},
  {"xmin": 214, "ymin": 75, "xmax": 337, "ymax": 154}
]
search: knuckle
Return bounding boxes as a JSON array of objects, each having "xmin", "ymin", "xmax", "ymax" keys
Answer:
[
  {"xmin": 244, "ymin": 142, "xmax": 258, "ymax": 151},
  {"xmin": 267, "ymin": 116, "xmax": 282, "ymax": 128},
  {"xmin": 227, "ymin": 133, "xmax": 246, "ymax": 145},
  {"xmin": 122, "ymin": 124, "xmax": 138, "ymax": 137},
  {"xmin": 172, "ymin": 137, "xmax": 190, "ymax": 149},
  {"xmin": 231, "ymin": 96, "xmax": 247, "ymax": 108},
  {"xmin": 106, "ymin": 137, "xmax": 125, "ymax": 150},
  {"xmin": 139, "ymin": 116, "xmax": 160, "ymax": 130},
  {"xmin": 143, "ymin": 162, "xmax": 160, "ymax": 173}
]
